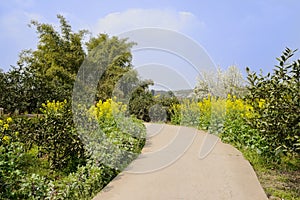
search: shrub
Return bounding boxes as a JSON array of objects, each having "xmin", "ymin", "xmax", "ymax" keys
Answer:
[
  {"xmin": 87, "ymin": 98, "xmax": 146, "ymax": 170},
  {"xmin": 0, "ymin": 142, "xmax": 26, "ymax": 199},
  {"xmin": 0, "ymin": 98, "xmax": 146, "ymax": 199},
  {"xmin": 169, "ymin": 99, "xmax": 201, "ymax": 127},
  {"xmin": 246, "ymin": 48, "xmax": 300, "ymax": 156},
  {"xmin": 35, "ymin": 100, "xmax": 86, "ymax": 171}
]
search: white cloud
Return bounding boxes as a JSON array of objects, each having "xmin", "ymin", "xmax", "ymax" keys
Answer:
[{"xmin": 93, "ymin": 9, "xmax": 204, "ymax": 35}]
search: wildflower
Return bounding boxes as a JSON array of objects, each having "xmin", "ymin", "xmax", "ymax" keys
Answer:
[
  {"xmin": 6, "ymin": 117, "xmax": 13, "ymax": 123},
  {"xmin": 3, "ymin": 124, "xmax": 9, "ymax": 130},
  {"xmin": 2, "ymin": 135, "xmax": 10, "ymax": 143},
  {"xmin": 258, "ymin": 99, "xmax": 265, "ymax": 109}
]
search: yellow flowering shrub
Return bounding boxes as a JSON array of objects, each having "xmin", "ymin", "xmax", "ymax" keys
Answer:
[
  {"xmin": 169, "ymin": 99, "xmax": 200, "ymax": 126},
  {"xmin": 169, "ymin": 103, "xmax": 181, "ymax": 124},
  {"xmin": 170, "ymin": 95, "xmax": 257, "ymax": 133},
  {"xmin": 89, "ymin": 98, "xmax": 127, "ymax": 124},
  {"xmin": 40, "ymin": 100, "xmax": 68, "ymax": 115},
  {"xmin": 225, "ymin": 94, "xmax": 254, "ymax": 119},
  {"xmin": 0, "ymin": 117, "xmax": 14, "ymax": 145}
]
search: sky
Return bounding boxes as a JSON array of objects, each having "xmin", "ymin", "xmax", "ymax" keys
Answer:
[{"xmin": 0, "ymin": 0, "xmax": 300, "ymax": 89}]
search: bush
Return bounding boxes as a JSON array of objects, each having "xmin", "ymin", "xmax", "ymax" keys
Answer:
[
  {"xmin": 87, "ymin": 98, "xmax": 146, "ymax": 170},
  {"xmin": 0, "ymin": 98, "xmax": 146, "ymax": 199},
  {"xmin": 38, "ymin": 100, "xmax": 86, "ymax": 171},
  {"xmin": 246, "ymin": 48, "xmax": 300, "ymax": 156},
  {"xmin": 169, "ymin": 95, "xmax": 272, "ymax": 155},
  {"xmin": 169, "ymin": 99, "xmax": 201, "ymax": 127},
  {"xmin": 128, "ymin": 81, "xmax": 155, "ymax": 122},
  {"xmin": 0, "ymin": 142, "xmax": 26, "ymax": 199}
]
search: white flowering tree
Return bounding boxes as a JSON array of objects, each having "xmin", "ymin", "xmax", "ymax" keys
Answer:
[{"xmin": 194, "ymin": 65, "xmax": 246, "ymax": 99}]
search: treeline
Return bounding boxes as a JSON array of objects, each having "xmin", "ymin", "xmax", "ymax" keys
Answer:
[
  {"xmin": 0, "ymin": 15, "xmax": 150, "ymax": 199},
  {"xmin": 0, "ymin": 15, "xmax": 143, "ymax": 115}
]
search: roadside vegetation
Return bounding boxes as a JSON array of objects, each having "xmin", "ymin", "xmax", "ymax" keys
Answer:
[
  {"xmin": 0, "ymin": 15, "xmax": 299, "ymax": 199},
  {"xmin": 170, "ymin": 49, "xmax": 299, "ymax": 199},
  {"xmin": 0, "ymin": 15, "xmax": 146, "ymax": 199}
]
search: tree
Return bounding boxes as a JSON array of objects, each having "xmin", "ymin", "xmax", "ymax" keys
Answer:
[
  {"xmin": 0, "ymin": 15, "xmax": 88, "ymax": 113},
  {"xmin": 1, "ymin": 15, "xmax": 153, "ymax": 118},
  {"xmin": 128, "ymin": 80, "xmax": 154, "ymax": 122},
  {"xmin": 85, "ymin": 34, "xmax": 136, "ymax": 101},
  {"xmin": 246, "ymin": 48, "xmax": 300, "ymax": 156},
  {"xmin": 27, "ymin": 15, "xmax": 87, "ymax": 101},
  {"xmin": 0, "ymin": 69, "xmax": 6, "ymax": 109},
  {"xmin": 194, "ymin": 66, "xmax": 246, "ymax": 99}
]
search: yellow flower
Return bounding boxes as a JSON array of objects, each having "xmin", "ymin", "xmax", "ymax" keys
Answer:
[
  {"xmin": 0, "ymin": 119, "xmax": 3, "ymax": 125},
  {"xmin": 2, "ymin": 135, "xmax": 10, "ymax": 143},
  {"xmin": 258, "ymin": 99, "xmax": 265, "ymax": 109},
  {"xmin": 3, "ymin": 124, "xmax": 9, "ymax": 130},
  {"xmin": 6, "ymin": 117, "xmax": 13, "ymax": 123}
]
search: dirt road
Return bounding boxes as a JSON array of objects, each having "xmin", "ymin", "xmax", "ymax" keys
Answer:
[{"xmin": 93, "ymin": 123, "xmax": 268, "ymax": 200}]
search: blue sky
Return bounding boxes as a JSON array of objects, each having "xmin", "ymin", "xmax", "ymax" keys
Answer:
[{"xmin": 1, "ymin": 0, "xmax": 300, "ymax": 78}]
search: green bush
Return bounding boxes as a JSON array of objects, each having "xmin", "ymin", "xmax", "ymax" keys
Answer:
[
  {"xmin": 0, "ymin": 142, "xmax": 26, "ymax": 199},
  {"xmin": 87, "ymin": 99, "xmax": 146, "ymax": 170},
  {"xmin": 46, "ymin": 164, "xmax": 115, "ymax": 200},
  {"xmin": 246, "ymin": 48, "xmax": 300, "ymax": 156},
  {"xmin": 38, "ymin": 100, "xmax": 86, "ymax": 171},
  {"xmin": 155, "ymin": 94, "xmax": 179, "ymax": 122},
  {"xmin": 0, "ymin": 98, "xmax": 146, "ymax": 199},
  {"xmin": 128, "ymin": 81, "xmax": 155, "ymax": 122}
]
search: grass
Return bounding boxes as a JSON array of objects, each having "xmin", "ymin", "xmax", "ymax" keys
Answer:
[{"xmin": 242, "ymin": 149, "xmax": 300, "ymax": 200}]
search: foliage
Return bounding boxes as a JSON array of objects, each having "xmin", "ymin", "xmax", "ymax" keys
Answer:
[
  {"xmin": 28, "ymin": 15, "xmax": 87, "ymax": 96},
  {"xmin": 37, "ymin": 100, "xmax": 86, "ymax": 171},
  {"xmin": 128, "ymin": 80, "xmax": 155, "ymax": 122},
  {"xmin": 169, "ymin": 99, "xmax": 200, "ymax": 127},
  {"xmin": 0, "ymin": 15, "xmax": 87, "ymax": 114},
  {"xmin": 45, "ymin": 164, "xmax": 116, "ymax": 200},
  {"xmin": 0, "ymin": 65, "xmax": 35, "ymax": 114},
  {"xmin": 194, "ymin": 65, "xmax": 246, "ymax": 99},
  {"xmin": 169, "ymin": 95, "xmax": 277, "ymax": 156},
  {"xmin": 0, "ymin": 97, "xmax": 146, "ymax": 199},
  {"xmin": 171, "ymin": 48, "xmax": 300, "ymax": 199},
  {"xmin": 0, "ymin": 16, "xmax": 139, "ymax": 114},
  {"xmin": 154, "ymin": 93, "xmax": 179, "ymax": 122},
  {"xmin": 0, "ymin": 14, "xmax": 150, "ymax": 199},
  {"xmin": 85, "ymin": 34, "xmax": 136, "ymax": 102},
  {"xmin": 246, "ymin": 48, "xmax": 300, "ymax": 155},
  {"xmin": 0, "ymin": 142, "xmax": 26, "ymax": 199},
  {"xmin": 87, "ymin": 98, "xmax": 146, "ymax": 170}
]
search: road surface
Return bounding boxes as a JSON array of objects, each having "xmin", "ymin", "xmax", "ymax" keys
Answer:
[{"xmin": 93, "ymin": 123, "xmax": 268, "ymax": 200}]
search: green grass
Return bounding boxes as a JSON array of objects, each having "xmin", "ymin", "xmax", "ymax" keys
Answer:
[{"xmin": 242, "ymin": 149, "xmax": 300, "ymax": 200}]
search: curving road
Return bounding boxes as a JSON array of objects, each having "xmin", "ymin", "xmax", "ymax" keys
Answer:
[{"xmin": 93, "ymin": 123, "xmax": 268, "ymax": 200}]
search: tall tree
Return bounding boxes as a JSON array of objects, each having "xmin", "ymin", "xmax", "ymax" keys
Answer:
[
  {"xmin": 85, "ymin": 34, "xmax": 136, "ymax": 101},
  {"xmin": 28, "ymin": 15, "xmax": 87, "ymax": 101},
  {"xmin": 0, "ymin": 15, "xmax": 88, "ymax": 113}
]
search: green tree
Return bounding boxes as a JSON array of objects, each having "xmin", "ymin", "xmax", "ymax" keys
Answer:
[
  {"xmin": 0, "ymin": 15, "xmax": 87, "ymax": 113},
  {"xmin": 0, "ymin": 69, "xmax": 7, "ymax": 110},
  {"xmin": 129, "ymin": 80, "xmax": 154, "ymax": 122},
  {"xmin": 0, "ymin": 64, "xmax": 34, "ymax": 113},
  {"xmin": 156, "ymin": 92, "xmax": 180, "ymax": 122},
  {"xmin": 85, "ymin": 34, "xmax": 136, "ymax": 101},
  {"xmin": 28, "ymin": 15, "xmax": 87, "ymax": 101},
  {"xmin": 246, "ymin": 48, "xmax": 300, "ymax": 156}
]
